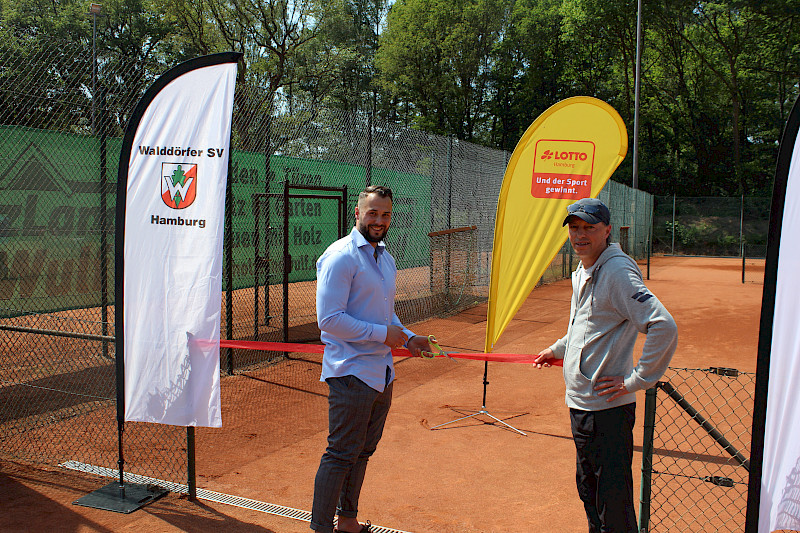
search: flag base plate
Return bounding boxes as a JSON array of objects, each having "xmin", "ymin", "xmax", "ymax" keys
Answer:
[{"xmin": 74, "ymin": 481, "xmax": 168, "ymax": 513}]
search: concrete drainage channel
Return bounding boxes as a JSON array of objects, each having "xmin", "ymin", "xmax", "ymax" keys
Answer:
[{"xmin": 61, "ymin": 461, "xmax": 413, "ymax": 533}]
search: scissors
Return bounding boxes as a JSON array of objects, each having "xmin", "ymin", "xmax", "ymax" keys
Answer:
[{"xmin": 421, "ymin": 335, "xmax": 458, "ymax": 362}]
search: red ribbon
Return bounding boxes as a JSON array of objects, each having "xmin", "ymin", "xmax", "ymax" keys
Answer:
[{"xmin": 219, "ymin": 339, "xmax": 563, "ymax": 366}]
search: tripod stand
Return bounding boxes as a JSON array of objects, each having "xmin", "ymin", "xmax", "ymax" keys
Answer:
[{"xmin": 430, "ymin": 360, "xmax": 527, "ymax": 435}]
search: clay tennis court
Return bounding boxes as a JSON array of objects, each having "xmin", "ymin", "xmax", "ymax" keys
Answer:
[{"xmin": 1, "ymin": 256, "xmax": 764, "ymax": 532}]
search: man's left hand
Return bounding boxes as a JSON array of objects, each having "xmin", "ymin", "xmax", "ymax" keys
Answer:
[{"xmin": 595, "ymin": 376, "xmax": 630, "ymax": 402}]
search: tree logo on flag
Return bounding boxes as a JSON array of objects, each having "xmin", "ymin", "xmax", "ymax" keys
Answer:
[{"xmin": 161, "ymin": 162, "xmax": 197, "ymax": 209}]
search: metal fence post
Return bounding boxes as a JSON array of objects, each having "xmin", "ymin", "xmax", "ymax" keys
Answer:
[
  {"xmin": 447, "ymin": 136, "xmax": 453, "ymax": 230},
  {"xmin": 671, "ymin": 194, "xmax": 676, "ymax": 255},
  {"xmin": 742, "ymin": 245, "xmax": 746, "ymax": 284},
  {"xmin": 225, "ymin": 151, "xmax": 234, "ymax": 375},
  {"xmin": 639, "ymin": 385, "xmax": 658, "ymax": 533},
  {"xmin": 446, "ymin": 136, "xmax": 453, "ymax": 296},
  {"xmin": 187, "ymin": 426, "xmax": 196, "ymax": 500},
  {"xmin": 366, "ymin": 113, "xmax": 372, "ymax": 187},
  {"xmin": 283, "ymin": 180, "xmax": 290, "ymax": 343},
  {"xmin": 263, "ymin": 131, "xmax": 274, "ymax": 333},
  {"xmin": 740, "ymin": 193, "xmax": 744, "ymax": 256},
  {"xmin": 99, "ymin": 84, "xmax": 109, "ymax": 360},
  {"xmin": 741, "ymin": 194, "xmax": 746, "ymax": 283},
  {"xmin": 647, "ymin": 194, "xmax": 653, "ymax": 280},
  {"xmin": 341, "ymin": 185, "xmax": 348, "ymax": 238}
]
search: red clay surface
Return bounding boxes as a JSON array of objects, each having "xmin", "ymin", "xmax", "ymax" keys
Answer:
[{"xmin": 1, "ymin": 256, "xmax": 770, "ymax": 532}]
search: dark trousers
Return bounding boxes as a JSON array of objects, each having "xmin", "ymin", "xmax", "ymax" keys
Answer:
[
  {"xmin": 311, "ymin": 372, "xmax": 393, "ymax": 533},
  {"xmin": 570, "ymin": 403, "xmax": 638, "ymax": 533}
]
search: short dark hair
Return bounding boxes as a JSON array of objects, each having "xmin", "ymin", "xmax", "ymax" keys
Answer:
[{"xmin": 359, "ymin": 185, "xmax": 392, "ymax": 202}]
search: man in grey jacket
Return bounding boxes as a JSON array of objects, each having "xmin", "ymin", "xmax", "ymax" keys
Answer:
[{"xmin": 534, "ymin": 198, "xmax": 678, "ymax": 533}]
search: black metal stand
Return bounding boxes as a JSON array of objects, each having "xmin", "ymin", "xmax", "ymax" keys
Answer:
[
  {"xmin": 73, "ymin": 418, "xmax": 168, "ymax": 513},
  {"xmin": 430, "ymin": 360, "xmax": 527, "ymax": 436},
  {"xmin": 74, "ymin": 480, "xmax": 167, "ymax": 514},
  {"xmin": 75, "ymin": 188, "xmax": 168, "ymax": 513}
]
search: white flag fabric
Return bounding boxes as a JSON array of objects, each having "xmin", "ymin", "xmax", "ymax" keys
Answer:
[
  {"xmin": 758, "ymin": 118, "xmax": 800, "ymax": 531},
  {"xmin": 747, "ymin": 95, "xmax": 800, "ymax": 532},
  {"xmin": 118, "ymin": 54, "xmax": 239, "ymax": 427}
]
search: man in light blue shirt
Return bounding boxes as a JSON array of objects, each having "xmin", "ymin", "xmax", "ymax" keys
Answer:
[{"xmin": 311, "ymin": 185, "xmax": 431, "ymax": 533}]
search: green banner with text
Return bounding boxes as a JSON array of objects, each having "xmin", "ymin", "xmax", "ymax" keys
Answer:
[{"xmin": 0, "ymin": 126, "xmax": 431, "ymax": 315}]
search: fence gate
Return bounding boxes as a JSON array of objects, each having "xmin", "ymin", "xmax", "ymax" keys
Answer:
[
  {"xmin": 250, "ymin": 182, "xmax": 346, "ymax": 346},
  {"xmin": 640, "ymin": 367, "xmax": 755, "ymax": 532}
]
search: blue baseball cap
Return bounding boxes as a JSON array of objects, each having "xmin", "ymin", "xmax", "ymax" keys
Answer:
[{"xmin": 562, "ymin": 198, "xmax": 611, "ymax": 226}]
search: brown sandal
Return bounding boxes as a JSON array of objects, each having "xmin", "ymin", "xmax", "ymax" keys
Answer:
[{"xmin": 333, "ymin": 520, "xmax": 371, "ymax": 533}]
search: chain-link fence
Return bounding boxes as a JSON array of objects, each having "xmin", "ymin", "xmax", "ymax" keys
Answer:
[
  {"xmin": 743, "ymin": 247, "xmax": 767, "ymax": 284},
  {"xmin": 0, "ymin": 31, "xmax": 654, "ymax": 493},
  {"xmin": 653, "ymin": 196, "xmax": 770, "ymax": 258},
  {"xmin": 0, "ymin": 33, "xmax": 190, "ymax": 484},
  {"xmin": 640, "ymin": 367, "xmax": 755, "ymax": 532},
  {"xmin": 600, "ymin": 181, "xmax": 654, "ymax": 259}
]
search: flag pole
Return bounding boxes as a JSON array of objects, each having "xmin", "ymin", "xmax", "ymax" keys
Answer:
[{"xmin": 632, "ymin": 0, "xmax": 642, "ymax": 190}]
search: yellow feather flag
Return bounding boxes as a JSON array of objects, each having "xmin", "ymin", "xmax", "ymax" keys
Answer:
[{"xmin": 485, "ymin": 96, "xmax": 628, "ymax": 353}]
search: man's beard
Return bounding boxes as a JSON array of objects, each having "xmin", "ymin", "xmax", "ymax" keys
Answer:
[{"xmin": 358, "ymin": 224, "xmax": 387, "ymax": 243}]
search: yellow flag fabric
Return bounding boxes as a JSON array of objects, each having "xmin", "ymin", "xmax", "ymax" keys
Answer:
[{"xmin": 485, "ymin": 96, "xmax": 627, "ymax": 352}]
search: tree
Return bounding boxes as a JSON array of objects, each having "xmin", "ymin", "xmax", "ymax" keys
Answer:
[
  {"xmin": 3, "ymin": 0, "xmax": 800, "ymax": 196},
  {"xmin": 0, "ymin": 0, "xmax": 95, "ymax": 131},
  {"xmin": 488, "ymin": 0, "xmax": 573, "ymax": 150},
  {"xmin": 648, "ymin": 1, "xmax": 773, "ymax": 195},
  {"xmin": 559, "ymin": 0, "xmax": 633, "ymax": 107},
  {"xmin": 738, "ymin": 0, "xmax": 800, "ymax": 194},
  {"xmin": 315, "ymin": 0, "xmax": 390, "ymax": 114},
  {"xmin": 377, "ymin": 0, "xmax": 506, "ymax": 141}
]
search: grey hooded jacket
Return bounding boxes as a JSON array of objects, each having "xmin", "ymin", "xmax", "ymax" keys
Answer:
[{"xmin": 549, "ymin": 243, "xmax": 678, "ymax": 411}]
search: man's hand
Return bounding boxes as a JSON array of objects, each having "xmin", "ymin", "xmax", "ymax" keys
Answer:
[
  {"xmin": 594, "ymin": 376, "xmax": 630, "ymax": 402},
  {"xmin": 405, "ymin": 335, "xmax": 431, "ymax": 357},
  {"xmin": 384, "ymin": 325, "xmax": 408, "ymax": 350},
  {"xmin": 533, "ymin": 348, "xmax": 555, "ymax": 369}
]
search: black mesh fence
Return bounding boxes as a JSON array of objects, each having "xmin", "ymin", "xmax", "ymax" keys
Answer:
[
  {"xmin": 1, "ymin": 31, "xmax": 654, "ymax": 492},
  {"xmin": 640, "ymin": 367, "xmax": 755, "ymax": 532},
  {"xmin": 600, "ymin": 182, "xmax": 654, "ymax": 259},
  {"xmin": 0, "ymin": 33, "xmax": 189, "ymax": 483},
  {"xmin": 653, "ymin": 196, "xmax": 771, "ymax": 258},
  {"xmin": 0, "ymin": 310, "xmax": 189, "ymax": 484},
  {"xmin": 428, "ymin": 226, "xmax": 483, "ymax": 315}
]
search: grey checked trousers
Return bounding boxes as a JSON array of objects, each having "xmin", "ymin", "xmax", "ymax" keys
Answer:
[{"xmin": 311, "ymin": 371, "xmax": 393, "ymax": 533}]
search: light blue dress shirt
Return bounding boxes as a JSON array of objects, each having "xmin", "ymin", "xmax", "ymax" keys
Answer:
[{"xmin": 316, "ymin": 227, "xmax": 415, "ymax": 392}]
